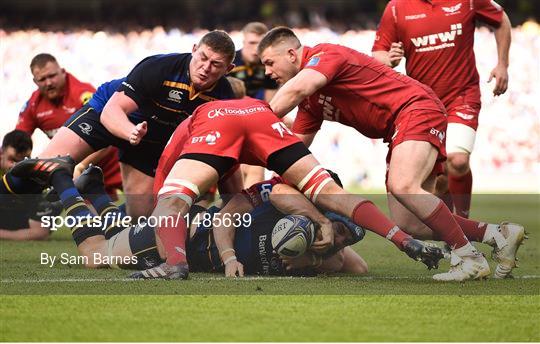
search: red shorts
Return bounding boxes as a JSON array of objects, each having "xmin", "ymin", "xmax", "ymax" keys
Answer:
[
  {"xmin": 180, "ymin": 102, "xmax": 302, "ymax": 167},
  {"xmin": 385, "ymin": 108, "xmax": 448, "ymax": 185},
  {"xmin": 445, "ymin": 88, "xmax": 481, "ymax": 130}
]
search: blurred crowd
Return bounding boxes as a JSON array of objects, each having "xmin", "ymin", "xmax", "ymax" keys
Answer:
[{"xmin": 1, "ymin": 21, "xmax": 539, "ymax": 190}]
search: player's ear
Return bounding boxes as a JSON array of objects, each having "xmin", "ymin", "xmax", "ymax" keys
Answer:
[
  {"xmin": 226, "ymin": 63, "xmax": 235, "ymax": 74},
  {"xmin": 192, "ymin": 44, "xmax": 198, "ymax": 54},
  {"xmin": 287, "ymin": 48, "xmax": 297, "ymax": 63}
]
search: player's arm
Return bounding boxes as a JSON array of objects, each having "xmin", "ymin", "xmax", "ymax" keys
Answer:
[
  {"xmin": 372, "ymin": 42, "xmax": 404, "ymax": 68},
  {"xmin": 269, "ymin": 183, "xmax": 333, "ymax": 253},
  {"xmin": 213, "ymin": 193, "xmax": 254, "ymax": 277},
  {"xmin": 340, "ymin": 246, "xmax": 368, "ymax": 274},
  {"xmin": 281, "ymin": 249, "xmax": 345, "ymax": 273},
  {"xmin": 269, "ymin": 69, "xmax": 328, "ymax": 118},
  {"xmin": 73, "ymin": 147, "xmax": 113, "ymax": 178},
  {"xmin": 0, "ymin": 220, "xmax": 49, "ymax": 241},
  {"xmin": 15, "ymin": 101, "xmax": 37, "ymax": 135},
  {"xmin": 101, "ymin": 91, "xmax": 145, "ymax": 145},
  {"xmin": 489, "ymin": 11, "xmax": 511, "ymax": 96}
]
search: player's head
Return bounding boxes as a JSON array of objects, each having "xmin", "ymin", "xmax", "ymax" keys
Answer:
[
  {"xmin": 326, "ymin": 212, "xmax": 365, "ymax": 254},
  {"xmin": 258, "ymin": 27, "xmax": 302, "ymax": 85},
  {"xmin": 226, "ymin": 76, "xmax": 247, "ymax": 99},
  {"xmin": 0, "ymin": 130, "xmax": 32, "ymax": 171},
  {"xmin": 30, "ymin": 53, "xmax": 67, "ymax": 101},
  {"xmin": 190, "ymin": 31, "xmax": 236, "ymax": 91},
  {"xmin": 241, "ymin": 22, "xmax": 269, "ymax": 64}
]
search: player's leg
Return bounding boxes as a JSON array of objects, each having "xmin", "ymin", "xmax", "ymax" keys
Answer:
[
  {"xmin": 445, "ymin": 106, "xmax": 479, "ymax": 218},
  {"xmin": 119, "ymin": 163, "xmax": 154, "ymax": 219},
  {"xmin": 241, "ymin": 164, "xmax": 265, "ymax": 188},
  {"xmin": 387, "ymin": 140, "xmax": 489, "ymax": 281},
  {"xmin": 275, "ymin": 152, "xmax": 444, "ymax": 269},
  {"xmin": 39, "ymin": 127, "xmax": 95, "ymax": 160},
  {"xmin": 130, "ymin": 156, "xmax": 233, "ymax": 279}
]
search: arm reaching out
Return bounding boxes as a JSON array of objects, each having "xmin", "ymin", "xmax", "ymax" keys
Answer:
[{"xmin": 100, "ymin": 91, "xmax": 143, "ymax": 143}]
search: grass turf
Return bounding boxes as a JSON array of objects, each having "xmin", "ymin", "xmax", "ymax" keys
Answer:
[{"xmin": 0, "ymin": 193, "xmax": 539, "ymax": 341}]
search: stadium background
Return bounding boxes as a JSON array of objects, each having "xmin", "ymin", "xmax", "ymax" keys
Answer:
[
  {"xmin": 0, "ymin": 1, "xmax": 539, "ymax": 342},
  {"xmin": 1, "ymin": 0, "xmax": 539, "ymax": 192}
]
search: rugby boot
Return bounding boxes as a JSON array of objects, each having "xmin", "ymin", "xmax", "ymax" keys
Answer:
[
  {"xmin": 488, "ymin": 222, "xmax": 527, "ymax": 279},
  {"xmin": 433, "ymin": 250, "xmax": 490, "ymax": 281},
  {"xmin": 402, "ymin": 238, "xmax": 445, "ymax": 270},
  {"xmin": 74, "ymin": 165, "xmax": 104, "ymax": 195},
  {"xmin": 10, "ymin": 155, "xmax": 75, "ymax": 187},
  {"xmin": 129, "ymin": 262, "xmax": 189, "ymax": 280}
]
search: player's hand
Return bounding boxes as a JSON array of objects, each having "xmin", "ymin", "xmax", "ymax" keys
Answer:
[
  {"xmin": 488, "ymin": 64, "xmax": 509, "ymax": 96},
  {"xmin": 388, "ymin": 42, "xmax": 404, "ymax": 68},
  {"xmin": 129, "ymin": 121, "xmax": 147, "ymax": 145},
  {"xmin": 73, "ymin": 163, "xmax": 86, "ymax": 179},
  {"xmin": 311, "ymin": 221, "xmax": 334, "ymax": 254},
  {"xmin": 224, "ymin": 259, "xmax": 244, "ymax": 277}
]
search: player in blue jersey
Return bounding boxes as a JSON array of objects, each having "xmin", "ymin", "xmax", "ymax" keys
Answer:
[
  {"xmin": 4, "ymin": 31, "xmax": 237, "ymax": 219},
  {"xmin": 34, "ymin": 164, "xmax": 367, "ymax": 276}
]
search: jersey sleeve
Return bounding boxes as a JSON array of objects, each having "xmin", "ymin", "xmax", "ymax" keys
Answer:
[
  {"xmin": 118, "ymin": 56, "xmax": 163, "ymax": 107},
  {"xmin": 291, "ymin": 101, "xmax": 323, "ymax": 135},
  {"xmin": 474, "ymin": 0, "xmax": 504, "ymax": 27},
  {"xmin": 372, "ymin": 1, "xmax": 399, "ymax": 52},
  {"xmin": 303, "ymin": 49, "xmax": 346, "ymax": 83},
  {"xmin": 15, "ymin": 100, "xmax": 37, "ymax": 135}
]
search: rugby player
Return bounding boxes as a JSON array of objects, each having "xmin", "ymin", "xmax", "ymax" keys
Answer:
[
  {"xmin": 14, "ymin": 53, "xmax": 122, "ymax": 198},
  {"xmin": 371, "ymin": 1, "xmax": 519, "ymax": 279},
  {"xmin": 229, "ymin": 22, "xmax": 279, "ymax": 187},
  {"xmin": 5, "ymin": 32, "xmax": 237, "ymax": 219},
  {"xmin": 257, "ymin": 27, "xmax": 504, "ymax": 281},
  {"xmin": 116, "ymin": 96, "xmax": 444, "ymax": 279},
  {"xmin": 0, "ymin": 130, "xmax": 61, "ymax": 240},
  {"xmin": 372, "ymin": 0, "xmax": 511, "ymax": 220}
]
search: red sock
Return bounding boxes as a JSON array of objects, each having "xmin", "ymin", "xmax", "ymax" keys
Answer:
[
  {"xmin": 157, "ymin": 218, "xmax": 188, "ymax": 265},
  {"xmin": 352, "ymin": 201, "xmax": 411, "ymax": 249},
  {"xmin": 449, "ymin": 170, "xmax": 472, "ymax": 218},
  {"xmin": 452, "ymin": 215, "xmax": 487, "ymax": 242},
  {"xmin": 423, "ymin": 200, "xmax": 469, "ymax": 249},
  {"xmin": 441, "ymin": 191, "xmax": 454, "ymax": 213}
]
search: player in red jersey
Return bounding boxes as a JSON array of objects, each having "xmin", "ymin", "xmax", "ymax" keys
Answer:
[
  {"xmin": 371, "ymin": 1, "xmax": 521, "ymax": 278},
  {"xmin": 126, "ymin": 97, "xmax": 444, "ymax": 279},
  {"xmin": 257, "ymin": 27, "xmax": 513, "ymax": 281},
  {"xmin": 14, "ymin": 53, "xmax": 122, "ymax": 197},
  {"xmin": 372, "ymin": 0, "xmax": 511, "ymax": 219}
]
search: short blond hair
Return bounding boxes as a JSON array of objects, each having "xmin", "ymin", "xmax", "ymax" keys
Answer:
[{"xmin": 242, "ymin": 22, "xmax": 269, "ymax": 36}]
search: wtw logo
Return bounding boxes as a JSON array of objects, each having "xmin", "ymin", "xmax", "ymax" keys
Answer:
[{"xmin": 411, "ymin": 24, "xmax": 462, "ymax": 52}]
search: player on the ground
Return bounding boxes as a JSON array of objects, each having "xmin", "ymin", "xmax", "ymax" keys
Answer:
[
  {"xmin": 0, "ymin": 130, "xmax": 61, "ymax": 240},
  {"xmin": 4, "ymin": 32, "xmax": 236, "ymax": 218},
  {"xmin": 14, "ymin": 53, "xmax": 122, "ymax": 198},
  {"xmin": 372, "ymin": 0, "xmax": 511, "ymax": 220},
  {"xmin": 14, "ymin": 163, "xmax": 368, "ymax": 276},
  {"xmin": 88, "ymin": 96, "xmax": 444, "ymax": 279},
  {"xmin": 229, "ymin": 22, "xmax": 280, "ymax": 187},
  {"xmin": 257, "ymin": 27, "xmax": 523, "ymax": 281}
]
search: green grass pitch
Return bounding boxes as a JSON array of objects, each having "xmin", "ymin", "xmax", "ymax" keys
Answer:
[{"xmin": 1, "ymin": 194, "xmax": 539, "ymax": 341}]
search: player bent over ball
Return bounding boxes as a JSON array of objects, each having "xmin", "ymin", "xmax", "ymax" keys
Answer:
[{"xmin": 126, "ymin": 96, "xmax": 446, "ymax": 280}]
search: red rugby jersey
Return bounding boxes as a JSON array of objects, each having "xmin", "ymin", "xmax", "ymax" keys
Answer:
[
  {"xmin": 16, "ymin": 72, "xmax": 122, "ymax": 193},
  {"xmin": 16, "ymin": 73, "xmax": 95, "ymax": 138},
  {"xmin": 292, "ymin": 44, "xmax": 444, "ymax": 141},
  {"xmin": 372, "ymin": 0, "xmax": 503, "ymax": 105}
]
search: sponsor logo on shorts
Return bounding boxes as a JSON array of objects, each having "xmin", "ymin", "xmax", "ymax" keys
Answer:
[
  {"xmin": 411, "ymin": 24, "xmax": 462, "ymax": 52},
  {"xmin": 191, "ymin": 131, "xmax": 221, "ymax": 145},
  {"xmin": 271, "ymin": 122, "xmax": 293, "ymax": 138},
  {"xmin": 430, "ymin": 127, "xmax": 446, "ymax": 143},
  {"xmin": 455, "ymin": 111, "xmax": 474, "ymax": 120},
  {"xmin": 78, "ymin": 122, "xmax": 93, "ymax": 135},
  {"xmin": 168, "ymin": 89, "xmax": 183, "ymax": 103},
  {"xmin": 207, "ymin": 106, "xmax": 267, "ymax": 118}
]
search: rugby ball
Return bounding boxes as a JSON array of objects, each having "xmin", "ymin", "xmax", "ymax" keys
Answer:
[{"xmin": 272, "ymin": 215, "xmax": 315, "ymax": 258}]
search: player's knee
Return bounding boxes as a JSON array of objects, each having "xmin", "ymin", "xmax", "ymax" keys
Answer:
[
  {"xmin": 387, "ymin": 178, "xmax": 417, "ymax": 196},
  {"xmin": 157, "ymin": 179, "xmax": 200, "ymax": 209},
  {"xmin": 447, "ymin": 153, "xmax": 470, "ymax": 175}
]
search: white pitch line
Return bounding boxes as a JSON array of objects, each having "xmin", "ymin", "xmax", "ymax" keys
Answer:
[{"xmin": 1, "ymin": 275, "xmax": 539, "ymax": 283}]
